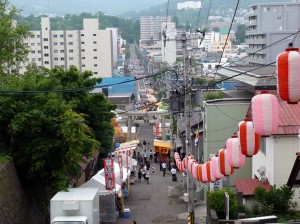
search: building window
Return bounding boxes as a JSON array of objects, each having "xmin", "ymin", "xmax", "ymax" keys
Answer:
[
  {"xmin": 260, "ymin": 137, "xmax": 266, "ymax": 154},
  {"xmin": 93, "ymin": 34, "xmax": 96, "ymax": 36},
  {"xmin": 94, "ymin": 64, "xmax": 97, "ymax": 67},
  {"xmin": 69, "ymin": 57, "xmax": 74, "ymax": 60},
  {"xmin": 31, "ymin": 43, "xmax": 35, "ymax": 46},
  {"xmin": 38, "ymin": 58, "xmax": 41, "ymax": 61},
  {"xmin": 81, "ymin": 34, "xmax": 84, "ymax": 36},
  {"xmin": 94, "ymin": 56, "xmax": 97, "ymax": 59},
  {"xmin": 81, "ymin": 49, "xmax": 85, "ymax": 52},
  {"xmin": 53, "ymin": 35, "xmax": 57, "ymax": 38},
  {"xmin": 82, "ymin": 65, "xmax": 85, "ymax": 67},
  {"xmin": 44, "ymin": 46, "xmax": 49, "ymax": 49},
  {"xmin": 31, "ymin": 50, "xmax": 35, "ymax": 54},
  {"xmin": 32, "ymin": 58, "xmax": 36, "ymax": 62},
  {"xmin": 54, "ymin": 50, "xmax": 58, "ymax": 53},
  {"xmin": 37, "ymin": 43, "xmax": 41, "ymax": 46},
  {"xmin": 81, "ymin": 42, "xmax": 85, "ymax": 44},
  {"xmin": 44, "ymin": 53, "xmax": 49, "ymax": 57},
  {"xmin": 54, "ymin": 57, "xmax": 58, "ymax": 61},
  {"xmin": 61, "ymin": 57, "xmax": 64, "ymax": 61},
  {"xmin": 93, "ymin": 49, "xmax": 97, "ymax": 52},
  {"xmin": 68, "ymin": 34, "xmax": 73, "ymax": 38},
  {"xmin": 93, "ymin": 41, "xmax": 97, "ymax": 44},
  {"xmin": 277, "ymin": 16, "xmax": 282, "ymax": 21},
  {"xmin": 68, "ymin": 42, "xmax": 73, "ymax": 45},
  {"xmin": 37, "ymin": 35, "xmax": 40, "ymax": 38},
  {"xmin": 38, "ymin": 50, "xmax": 41, "ymax": 53},
  {"xmin": 94, "ymin": 72, "xmax": 98, "ymax": 74},
  {"xmin": 264, "ymin": 7, "xmax": 270, "ymax": 12},
  {"xmin": 60, "ymin": 50, "xmax": 64, "ymax": 53},
  {"xmin": 60, "ymin": 42, "xmax": 64, "ymax": 45},
  {"xmin": 82, "ymin": 57, "xmax": 85, "ymax": 59},
  {"xmin": 54, "ymin": 42, "xmax": 58, "ymax": 46},
  {"xmin": 69, "ymin": 49, "xmax": 73, "ymax": 53},
  {"xmin": 60, "ymin": 34, "xmax": 64, "ymax": 38},
  {"xmin": 45, "ymin": 61, "xmax": 49, "ymax": 64},
  {"xmin": 44, "ymin": 38, "xmax": 48, "ymax": 41}
]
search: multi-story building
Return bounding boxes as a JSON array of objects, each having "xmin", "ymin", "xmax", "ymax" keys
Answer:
[
  {"xmin": 161, "ymin": 22, "xmax": 177, "ymax": 65},
  {"xmin": 106, "ymin": 28, "xmax": 119, "ymax": 66},
  {"xmin": 140, "ymin": 16, "xmax": 171, "ymax": 41},
  {"xmin": 21, "ymin": 17, "xmax": 113, "ymax": 78},
  {"xmin": 246, "ymin": 2, "xmax": 300, "ymax": 65},
  {"xmin": 177, "ymin": 1, "xmax": 201, "ymax": 10}
]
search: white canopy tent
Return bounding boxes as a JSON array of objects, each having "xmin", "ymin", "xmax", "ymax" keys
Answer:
[{"xmin": 80, "ymin": 162, "xmax": 130, "ymax": 192}]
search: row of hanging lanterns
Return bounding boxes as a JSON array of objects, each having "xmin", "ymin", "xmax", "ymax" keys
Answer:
[{"xmin": 173, "ymin": 89, "xmax": 279, "ymax": 184}]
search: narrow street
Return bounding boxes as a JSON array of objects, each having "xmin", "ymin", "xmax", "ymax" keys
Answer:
[{"xmin": 117, "ymin": 123, "xmax": 188, "ymax": 224}]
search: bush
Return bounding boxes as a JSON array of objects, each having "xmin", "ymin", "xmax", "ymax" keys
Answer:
[
  {"xmin": 0, "ymin": 153, "xmax": 12, "ymax": 164},
  {"xmin": 207, "ymin": 188, "xmax": 238, "ymax": 219},
  {"xmin": 205, "ymin": 90, "xmax": 223, "ymax": 101},
  {"xmin": 252, "ymin": 185, "xmax": 297, "ymax": 218}
]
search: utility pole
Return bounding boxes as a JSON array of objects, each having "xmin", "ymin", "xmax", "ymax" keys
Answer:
[{"xmin": 182, "ymin": 33, "xmax": 195, "ymax": 224}]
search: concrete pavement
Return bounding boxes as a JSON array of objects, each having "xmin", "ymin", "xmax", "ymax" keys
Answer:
[{"xmin": 117, "ymin": 123, "xmax": 207, "ymax": 224}]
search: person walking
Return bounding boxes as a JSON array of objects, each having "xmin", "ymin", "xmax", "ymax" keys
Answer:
[
  {"xmin": 162, "ymin": 161, "xmax": 166, "ymax": 177},
  {"xmin": 145, "ymin": 169, "xmax": 150, "ymax": 183},
  {"xmin": 143, "ymin": 139, "xmax": 147, "ymax": 150},
  {"xmin": 138, "ymin": 168, "xmax": 142, "ymax": 182},
  {"xmin": 143, "ymin": 150, "xmax": 148, "ymax": 164},
  {"xmin": 171, "ymin": 166, "xmax": 177, "ymax": 181}
]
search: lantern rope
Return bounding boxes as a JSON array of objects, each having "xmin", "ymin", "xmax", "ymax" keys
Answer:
[{"xmin": 288, "ymin": 28, "xmax": 300, "ymax": 48}]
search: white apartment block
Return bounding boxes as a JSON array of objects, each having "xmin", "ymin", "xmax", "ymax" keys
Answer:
[
  {"xmin": 21, "ymin": 17, "xmax": 113, "ymax": 78},
  {"xmin": 106, "ymin": 28, "xmax": 119, "ymax": 65},
  {"xmin": 162, "ymin": 22, "xmax": 177, "ymax": 65},
  {"xmin": 177, "ymin": 1, "xmax": 201, "ymax": 10},
  {"xmin": 140, "ymin": 16, "xmax": 171, "ymax": 41}
]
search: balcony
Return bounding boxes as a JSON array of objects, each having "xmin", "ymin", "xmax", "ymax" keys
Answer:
[
  {"xmin": 246, "ymin": 38, "xmax": 267, "ymax": 45},
  {"xmin": 247, "ymin": 10, "xmax": 257, "ymax": 17},
  {"xmin": 246, "ymin": 29, "xmax": 258, "ymax": 35}
]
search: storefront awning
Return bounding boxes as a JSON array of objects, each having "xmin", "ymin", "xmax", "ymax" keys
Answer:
[{"xmin": 153, "ymin": 140, "xmax": 171, "ymax": 148}]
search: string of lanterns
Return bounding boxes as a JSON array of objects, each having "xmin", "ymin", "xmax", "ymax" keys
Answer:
[{"xmin": 173, "ymin": 87, "xmax": 282, "ymax": 184}]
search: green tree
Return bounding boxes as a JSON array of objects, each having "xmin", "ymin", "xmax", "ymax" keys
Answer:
[
  {"xmin": 207, "ymin": 188, "xmax": 238, "ymax": 219},
  {"xmin": 0, "ymin": 66, "xmax": 115, "ymax": 212},
  {"xmin": 235, "ymin": 24, "xmax": 247, "ymax": 44},
  {"xmin": 0, "ymin": 0, "xmax": 32, "ymax": 74},
  {"xmin": 253, "ymin": 185, "xmax": 296, "ymax": 218}
]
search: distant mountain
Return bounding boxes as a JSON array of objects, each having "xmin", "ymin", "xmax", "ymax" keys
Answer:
[
  {"xmin": 8, "ymin": 0, "xmax": 293, "ymax": 19},
  {"xmin": 8, "ymin": 0, "xmax": 167, "ymax": 16}
]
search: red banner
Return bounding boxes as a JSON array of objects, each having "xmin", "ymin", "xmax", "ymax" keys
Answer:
[
  {"xmin": 103, "ymin": 158, "xmax": 115, "ymax": 190},
  {"xmin": 118, "ymin": 155, "xmax": 123, "ymax": 185}
]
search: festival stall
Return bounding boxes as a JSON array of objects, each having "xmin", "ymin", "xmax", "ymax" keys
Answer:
[{"xmin": 153, "ymin": 139, "xmax": 172, "ymax": 163}]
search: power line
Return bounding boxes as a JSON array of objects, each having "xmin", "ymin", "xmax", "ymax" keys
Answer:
[{"xmin": 0, "ymin": 67, "xmax": 176, "ymax": 95}]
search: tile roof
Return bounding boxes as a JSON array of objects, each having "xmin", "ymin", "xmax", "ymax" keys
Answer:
[{"xmin": 235, "ymin": 178, "xmax": 271, "ymax": 196}]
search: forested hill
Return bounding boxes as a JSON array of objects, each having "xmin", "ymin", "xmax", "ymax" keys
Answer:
[{"xmin": 13, "ymin": 13, "xmax": 140, "ymax": 43}]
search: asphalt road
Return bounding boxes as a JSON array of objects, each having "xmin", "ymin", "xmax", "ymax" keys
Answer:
[{"xmin": 117, "ymin": 123, "xmax": 188, "ymax": 224}]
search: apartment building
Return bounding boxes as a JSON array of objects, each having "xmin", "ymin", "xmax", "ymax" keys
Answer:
[
  {"xmin": 161, "ymin": 22, "xmax": 177, "ymax": 65},
  {"xmin": 140, "ymin": 16, "xmax": 171, "ymax": 41},
  {"xmin": 21, "ymin": 17, "xmax": 113, "ymax": 78},
  {"xmin": 246, "ymin": 2, "xmax": 300, "ymax": 65}
]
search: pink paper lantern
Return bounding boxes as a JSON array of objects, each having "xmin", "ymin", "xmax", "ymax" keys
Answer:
[
  {"xmin": 202, "ymin": 162, "xmax": 209, "ymax": 182},
  {"xmin": 252, "ymin": 91, "xmax": 278, "ymax": 137},
  {"xmin": 192, "ymin": 163, "xmax": 198, "ymax": 179},
  {"xmin": 277, "ymin": 48, "xmax": 300, "ymax": 103},
  {"xmin": 206, "ymin": 161, "xmax": 215, "ymax": 182},
  {"xmin": 188, "ymin": 159, "xmax": 195, "ymax": 173},
  {"xmin": 218, "ymin": 148, "xmax": 234, "ymax": 176},
  {"xmin": 238, "ymin": 119, "xmax": 260, "ymax": 157},
  {"xmin": 196, "ymin": 164, "xmax": 203, "ymax": 182},
  {"xmin": 211, "ymin": 156, "xmax": 224, "ymax": 180},
  {"xmin": 227, "ymin": 136, "xmax": 245, "ymax": 168}
]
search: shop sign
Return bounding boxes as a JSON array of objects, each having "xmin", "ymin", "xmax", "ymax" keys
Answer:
[{"xmin": 103, "ymin": 158, "xmax": 115, "ymax": 190}]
